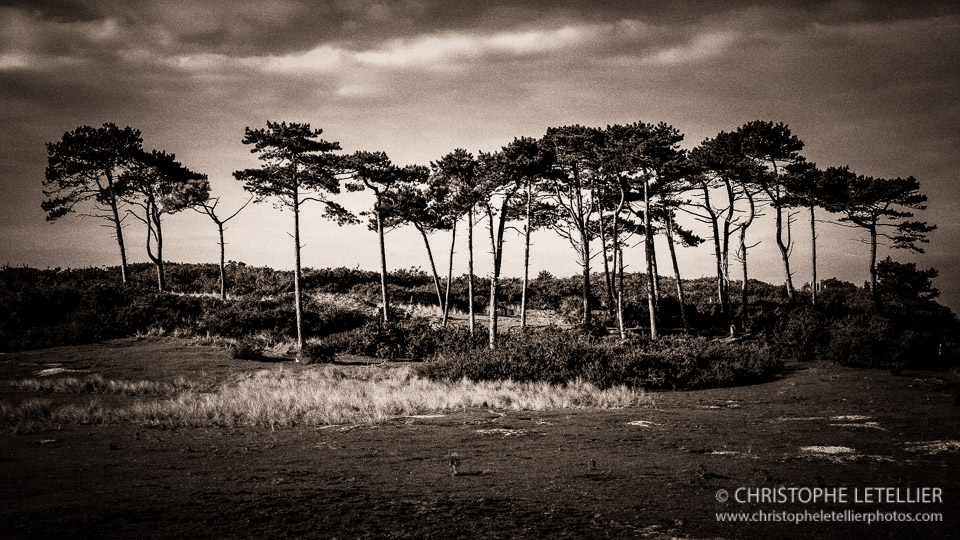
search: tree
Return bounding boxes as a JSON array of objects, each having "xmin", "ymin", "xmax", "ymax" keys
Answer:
[
  {"xmin": 876, "ymin": 257, "xmax": 939, "ymax": 303},
  {"xmin": 500, "ymin": 138, "xmax": 556, "ymax": 329},
  {"xmin": 430, "ymin": 149, "xmax": 481, "ymax": 329},
  {"xmin": 196, "ymin": 194, "xmax": 253, "ymax": 301},
  {"xmin": 819, "ymin": 167, "xmax": 935, "ymax": 306},
  {"xmin": 542, "ymin": 125, "xmax": 603, "ymax": 326},
  {"xmin": 476, "ymin": 140, "xmax": 532, "ymax": 349},
  {"xmin": 655, "ymin": 157, "xmax": 704, "ymax": 332},
  {"xmin": 739, "ymin": 120, "xmax": 805, "ymax": 302},
  {"xmin": 123, "ymin": 150, "xmax": 210, "ymax": 291},
  {"xmin": 343, "ymin": 151, "xmax": 409, "ymax": 323},
  {"xmin": 381, "ymin": 170, "xmax": 443, "ymax": 309},
  {"xmin": 619, "ymin": 122, "xmax": 686, "ymax": 339},
  {"xmin": 232, "ymin": 121, "xmax": 348, "ymax": 350},
  {"xmin": 42, "ymin": 123, "xmax": 143, "ymax": 283},
  {"xmin": 782, "ymin": 160, "xmax": 826, "ymax": 305}
]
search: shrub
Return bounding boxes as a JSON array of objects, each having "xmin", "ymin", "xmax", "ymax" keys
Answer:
[
  {"xmin": 230, "ymin": 336, "xmax": 266, "ymax": 360},
  {"xmin": 325, "ymin": 318, "xmax": 438, "ymax": 360},
  {"xmin": 297, "ymin": 341, "xmax": 337, "ymax": 364},
  {"xmin": 417, "ymin": 328, "xmax": 780, "ymax": 390}
]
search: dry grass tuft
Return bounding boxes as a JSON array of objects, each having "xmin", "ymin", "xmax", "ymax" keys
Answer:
[
  {"xmin": 10, "ymin": 374, "xmax": 199, "ymax": 396},
  {"xmin": 1, "ymin": 366, "xmax": 651, "ymax": 429}
]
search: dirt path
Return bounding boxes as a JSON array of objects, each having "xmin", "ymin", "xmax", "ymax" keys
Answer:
[{"xmin": 0, "ymin": 340, "xmax": 958, "ymax": 539}]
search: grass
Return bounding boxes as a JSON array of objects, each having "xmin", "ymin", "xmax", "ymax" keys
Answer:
[
  {"xmin": 1, "ymin": 366, "xmax": 652, "ymax": 430},
  {"xmin": 9, "ymin": 374, "xmax": 199, "ymax": 395}
]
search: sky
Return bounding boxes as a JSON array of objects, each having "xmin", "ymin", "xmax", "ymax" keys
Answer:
[{"xmin": 1, "ymin": 0, "xmax": 958, "ymax": 311}]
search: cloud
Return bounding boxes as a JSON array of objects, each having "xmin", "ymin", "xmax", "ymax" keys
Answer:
[
  {"xmin": 352, "ymin": 24, "xmax": 610, "ymax": 68},
  {"xmin": 644, "ymin": 30, "xmax": 739, "ymax": 65}
]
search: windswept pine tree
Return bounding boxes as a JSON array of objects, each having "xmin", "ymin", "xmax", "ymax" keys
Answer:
[
  {"xmin": 343, "ymin": 151, "xmax": 412, "ymax": 322},
  {"xmin": 233, "ymin": 121, "xmax": 350, "ymax": 350},
  {"xmin": 819, "ymin": 167, "xmax": 935, "ymax": 306},
  {"xmin": 541, "ymin": 125, "xmax": 603, "ymax": 327},
  {"xmin": 122, "ymin": 150, "xmax": 209, "ymax": 291},
  {"xmin": 42, "ymin": 123, "xmax": 144, "ymax": 284},
  {"xmin": 738, "ymin": 120, "xmax": 806, "ymax": 302}
]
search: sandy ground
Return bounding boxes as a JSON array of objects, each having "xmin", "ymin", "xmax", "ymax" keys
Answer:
[{"xmin": 1, "ymin": 338, "xmax": 958, "ymax": 539}]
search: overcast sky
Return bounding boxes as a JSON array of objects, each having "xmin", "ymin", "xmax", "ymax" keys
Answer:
[{"xmin": 1, "ymin": 0, "xmax": 958, "ymax": 310}]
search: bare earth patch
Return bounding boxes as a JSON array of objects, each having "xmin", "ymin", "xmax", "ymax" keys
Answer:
[{"xmin": 0, "ymin": 339, "xmax": 958, "ymax": 539}]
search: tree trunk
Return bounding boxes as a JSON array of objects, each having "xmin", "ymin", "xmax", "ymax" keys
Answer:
[
  {"xmin": 292, "ymin": 189, "xmax": 304, "ymax": 351},
  {"xmin": 376, "ymin": 204, "xmax": 390, "ymax": 323},
  {"xmin": 105, "ymin": 171, "xmax": 129, "ymax": 284},
  {"xmin": 664, "ymin": 213, "xmax": 690, "ymax": 333},
  {"xmin": 155, "ymin": 229, "xmax": 165, "ymax": 292},
  {"xmin": 810, "ymin": 204, "xmax": 818, "ymax": 306},
  {"xmin": 418, "ymin": 226, "xmax": 444, "ymax": 308},
  {"xmin": 153, "ymin": 206, "xmax": 165, "ymax": 292},
  {"xmin": 598, "ymin": 200, "xmax": 615, "ymax": 319},
  {"xmin": 612, "ymin": 188, "xmax": 626, "ymax": 340},
  {"xmin": 650, "ymin": 237, "xmax": 661, "ymax": 308},
  {"xmin": 488, "ymin": 200, "xmax": 510, "ymax": 349},
  {"xmin": 616, "ymin": 243, "xmax": 626, "ymax": 340},
  {"xmin": 770, "ymin": 165, "xmax": 796, "ymax": 301},
  {"xmin": 721, "ymin": 178, "xmax": 735, "ymax": 305},
  {"xmin": 643, "ymin": 178, "xmax": 658, "ymax": 339},
  {"xmin": 580, "ymin": 226, "xmax": 591, "ymax": 326},
  {"xmin": 442, "ymin": 220, "xmax": 457, "ymax": 327},
  {"xmin": 520, "ymin": 182, "xmax": 532, "ymax": 329},
  {"xmin": 739, "ymin": 190, "xmax": 756, "ymax": 315},
  {"xmin": 217, "ymin": 222, "xmax": 227, "ymax": 301},
  {"xmin": 467, "ymin": 208, "xmax": 475, "ymax": 336},
  {"xmin": 488, "ymin": 209, "xmax": 498, "ymax": 349},
  {"xmin": 775, "ymin": 203, "xmax": 796, "ymax": 302},
  {"xmin": 702, "ymin": 185, "xmax": 727, "ymax": 317},
  {"xmin": 144, "ymin": 199, "xmax": 165, "ymax": 292},
  {"xmin": 869, "ymin": 221, "xmax": 880, "ymax": 307}
]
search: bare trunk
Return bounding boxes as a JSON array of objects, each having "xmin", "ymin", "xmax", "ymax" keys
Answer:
[
  {"xmin": 664, "ymin": 213, "xmax": 690, "ymax": 333},
  {"xmin": 810, "ymin": 204, "xmax": 818, "ymax": 306},
  {"xmin": 217, "ymin": 222, "xmax": 227, "ymax": 301},
  {"xmin": 154, "ymin": 215, "xmax": 165, "ymax": 292},
  {"xmin": 376, "ymin": 204, "xmax": 390, "ymax": 323},
  {"xmin": 739, "ymin": 190, "xmax": 756, "ymax": 315},
  {"xmin": 488, "ymin": 200, "xmax": 511, "ymax": 349},
  {"xmin": 650, "ymin": 237, "xmax": 661, "ymax": 308},
  {"xmin": 721, "ymin": 178, "xmax": 735, "ymax": 304},
  {"xmin": 520, "ymin": 183, "xmax": 532, "ymax": 329},
  {"xmin": 467, "ymin": 208, "xmax": 475, "ymax": 336},
  {"xmin": 442, "ymin": 221, "xmax": 457, "ymax": 327},
  {"xmin": 105, "ymin": 171, "xmax": 129, "ymax": 284},
  {"xmin": 612, "ymin": 188, "xmax": 626, "ymax": 340},
  {"xmin": 616, "ymin": 243, "xmax": 626, "ymax": 340},
  {"xmin": 644, "ymin": 178, "xmax": 658, "ymax": 339},
  {"xmin": 487, "ymin": 209, "xmax": 497, "ymax": 349},
  {"xmin": 869, "ymin": 221, "xmax": 880, "ymax": 307},
  {"xmin": 702, "ymin": 185, "xmax": 727, "ymax": 317},
  {"xmin": 144, "ymin": 199, "xmax": 165, "ymax": 292},
  {"xmin": 770, "ymin": 164, "xmax": 796, "ymax": 301},
  {"xmin": 580, "ymin": 227, "xmax": 591, "ymax": 326},
  {"xmin": 775, "ymin": 203, "xmax": 796, "ymax": 301},
  {"xmin": 418, "ymin": 226, "xmax": 444, "ymax": 308},
  {"xmin": 598, "ymin": 201, "xmax": 615, "ymax": 319},
  {"xmin": 293, "ymin": 189, "xmax": 304, "ymax": 350}
]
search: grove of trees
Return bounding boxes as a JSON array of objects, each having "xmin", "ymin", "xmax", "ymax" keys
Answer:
[{"xmin": 42, "ymin": 119, "xmax": 939, "ymax": 351}]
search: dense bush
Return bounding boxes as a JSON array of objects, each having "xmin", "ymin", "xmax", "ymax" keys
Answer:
[
  {"xmin": 417, "ymin": 327, "xmax": 781, "ymax": 390},
  {"xmin": 230, "ymin": 336, "xmax": 266, "ymax": 360},
  {"xmin": 324, "ymin": 318, "xmax": 439, "ymax": 359}
]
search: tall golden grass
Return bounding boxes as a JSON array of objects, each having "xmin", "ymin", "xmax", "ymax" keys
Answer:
[{"xmin": 2, "ymin": 366, "xmax": 651, "ymax": 430}]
